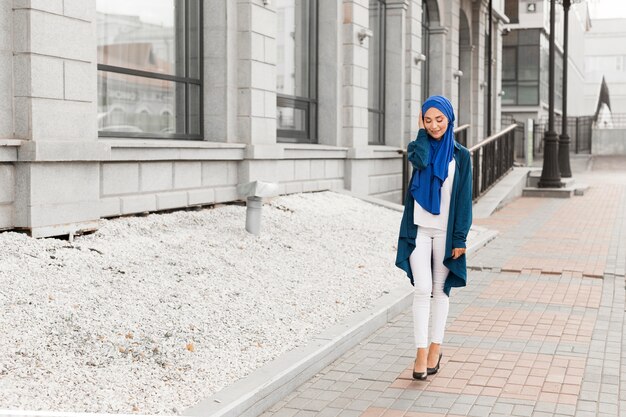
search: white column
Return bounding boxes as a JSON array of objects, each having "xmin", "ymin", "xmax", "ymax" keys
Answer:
[
  {"xmin": 12, "ymin": 0, "xmax": 107, "ymax": 237},
  {"xmin": 343, "ymin": 0, "xmax": 370, "ymax": 195},
  {"xmin": 205, "ymin": 0, "xmax": 238, "ymax": 142},
  {"xmin": 236, "ymin": 0, "xmax": 277, "ymax": 146},
  {"xmin": 428, "ymin": 26, "xmax": 448, "ymax": 96},
  {"xmin": 404, "ymin": 0, "xmax": 423, "ymax": 145},
  {"xmin": 385, "ymin": 0, "xmax": 409, "ymax": 148},
  {"xmin": 317, "ymin": 1, "xmax": 343, "ymax": 146}
]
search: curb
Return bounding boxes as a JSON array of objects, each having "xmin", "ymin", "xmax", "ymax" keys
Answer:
[
  {"xmin": 184, "ymin": 192, "xmax": 498, "ymax": 417},
  {"xmin": 184, "ymin": 285, "xmax": 414, "ymax": 417}
]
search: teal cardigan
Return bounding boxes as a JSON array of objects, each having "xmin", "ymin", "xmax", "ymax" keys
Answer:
[{"xmin": 395, "ymin": 129, "xmax": 473, "ymax": 296}]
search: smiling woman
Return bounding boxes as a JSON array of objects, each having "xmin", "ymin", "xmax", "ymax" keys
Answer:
[{"xmin": 396, "ymin": 95, "xmax": 473, "ymax": 381}]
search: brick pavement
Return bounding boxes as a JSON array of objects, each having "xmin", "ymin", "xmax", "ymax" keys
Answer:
[{"xmin": 261, "ymin": 158, "xmax": 626, "ymax": 417}]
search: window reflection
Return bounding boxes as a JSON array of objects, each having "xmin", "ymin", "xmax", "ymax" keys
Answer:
[
  {"xmin": 276, "ymin": 0, "xmax": 316, "ymax": 142},
  {"xmin": 97, "ymin": 0, "xmax": 180, "ymax": 75},
  {"xmin": 96, "ymin": 0, "xmax": 202, "ymax": 138}
]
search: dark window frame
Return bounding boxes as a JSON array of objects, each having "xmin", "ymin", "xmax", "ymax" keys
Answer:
[
  {"xmin": 502, "ymin": 29, "xmax": 541, "ymax": 106},
  {"xmin": 368, "ymin": 0, "xmax": 387, "ymax": 146},
  {"xmin": 97, "ymin": 0, "xmax": 203, "ymax": 140},
  {"xmin": 277, "ymin": 0, "xmax": 319, "ymax": 144}
]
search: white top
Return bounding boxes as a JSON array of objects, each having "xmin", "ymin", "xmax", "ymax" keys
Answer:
[{"xmin": 413, "ymin": 159, "xmax": 456, "ymax": 231}]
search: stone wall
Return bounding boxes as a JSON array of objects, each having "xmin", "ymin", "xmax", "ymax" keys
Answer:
[{"xmin": 592, "ymin": 128, "xmax": 626, "ymax": 156}]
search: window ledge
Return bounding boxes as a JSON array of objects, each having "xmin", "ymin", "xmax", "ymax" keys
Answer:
[
  {"xmin": 0, "ymin": 139, "xmax": 23, "ymax": 162},
  {"xmin": 102, "ymin": 139, "xmax": 246, "ymax": 161},
  {"xmin": 280, "ymin": 143, "xmax": 349, "ymax": 159}
]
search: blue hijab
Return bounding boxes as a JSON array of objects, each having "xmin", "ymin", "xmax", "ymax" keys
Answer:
[{"xmin": 410, "ymin": 95, "xmax": 456, "ymax": 215}]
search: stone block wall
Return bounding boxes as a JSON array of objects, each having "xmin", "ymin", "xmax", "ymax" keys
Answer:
[
  {"xmin": 0, "ymin": 163, "xmax": 15, "ymax": 229},
  {"xmin": 368, "ymin": 156, "xmax": 404, "ymax": 203}
]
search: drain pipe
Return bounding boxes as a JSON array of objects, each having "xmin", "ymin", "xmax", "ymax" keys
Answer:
[{"xmin": 236, "ymin": 181, "xmax": 279, "ymax": 235}]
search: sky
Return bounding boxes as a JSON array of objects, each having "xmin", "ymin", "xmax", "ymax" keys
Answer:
[
  {"xmin": 587, "ymin": 0, "xmax": 626, "ymax": 20},
  {"xmin": 96, "ymin": 0, "xmax": 175, "ymax": 27}
]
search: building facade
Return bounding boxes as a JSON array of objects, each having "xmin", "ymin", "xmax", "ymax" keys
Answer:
[
  {"xmin": 584, "ymin": 18, "xmax": 626, "ymax": 117},
  {"xmin": 0, "ymin": 0, "xmax": 506, "ymax": 238},
  {"xmin": 501, "ymin": 0, "xmax": 590, "ymax": 122}
]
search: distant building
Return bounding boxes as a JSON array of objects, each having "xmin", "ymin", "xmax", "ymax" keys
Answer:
[
  {"xmin": 0, "ymin": 1, "xmax": 508, "ymax": 238},
  {"xmin": 584, "ymin": 18, "xmax": 626, "ymax": 117},
  {"xmin": 501, "ymin": 0, "xmax": 591, "ymax": 122}
]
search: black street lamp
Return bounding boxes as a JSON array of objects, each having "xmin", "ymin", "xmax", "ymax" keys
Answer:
[
  {"xmin": 538, "ymin": 0, "xmax": 562, "ymax": 188},
  {"xmin": 556, "ymin": 0, "xmax": 584, "ymax": 178}
]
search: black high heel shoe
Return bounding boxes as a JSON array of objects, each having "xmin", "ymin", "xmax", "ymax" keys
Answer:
[
  {"xmin": 427, "ymin": 353, "xmax": 442, "ymax": 375},
  {"xmin": 412, "ymin": 360, "xmax": 428, "ymax": 380}
]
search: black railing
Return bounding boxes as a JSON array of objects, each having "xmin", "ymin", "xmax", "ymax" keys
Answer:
[
  {"xmin": 399, "ymin": 124, "xmax": 471, "ymax": 204},
  {"xmin": 468, "ymin": 124, "xmax": 517, "ymax": 200},
  {"xmin": 455, "ymin": 124, "xmax": 471, "ymax": 147}
]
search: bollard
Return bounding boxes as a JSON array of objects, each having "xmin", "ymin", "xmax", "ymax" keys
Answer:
[
  {"xmin": 245, "ymin": 196, "xmax": 263, "ymax": 235},
  {"xmin": 236, "ymin": 180, "xmax": 279, "ymax": 236}
]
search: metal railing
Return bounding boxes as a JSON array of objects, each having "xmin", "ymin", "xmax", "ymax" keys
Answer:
[
  {"xmin": 399, "ymin": 124, "xmax": 471, "ymax": 203},
  {"xmin": 594, "ymin": 112, "xmax": 626, "ymax": 129},
  {"xmin": 468, "ymin": 124, "xmax": 517, "ymax": 200},
  {"xmin": 455, "ymin": 124, "xmax": 471, "ymax": 147}
]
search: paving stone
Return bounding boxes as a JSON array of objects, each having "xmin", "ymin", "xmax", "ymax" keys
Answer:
[
  {"xmin": 345, "ymin": 399, "xmax": 371, "ymax": 411},
  {"xmin": 269, "ymin": 408, "xmax": 299, "ymax": 417},
  {"xmin": 512, "ymin": 404, "xmax": 534, "ymax": 417},
  {"xmin": 315, "ymin": 408, "xmax": 342, "ymax": 417},
  {"xmin": 316, "ymin": 390, "xmax": 341, "ymax": 402},
  {"xmin": 468, "ymin": 405, "xmax": 492, "ymax": 416}
]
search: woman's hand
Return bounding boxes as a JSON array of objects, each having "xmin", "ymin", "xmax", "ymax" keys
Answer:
[
  {"xmin": 452, "ymin": 248, "xmax": 466, "ymax": 259},
  {"xmin": 418, "ymin": 110, "xmax": 424, "ymax": 129}
]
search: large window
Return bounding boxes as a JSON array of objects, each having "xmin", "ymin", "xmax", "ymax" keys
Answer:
[
  {"xmin": 276, "ymin": 0, "xmax": 318, "ymax": 143},
  {"xmin": 368, "ymin": 0, "xmax": 387, "ymax": 145},
  {"xmin": 502, "ymin": 29, "xmax": 540, "ymax": 106},
  {"xmin": 97, "ymin": 0, "xmax": 202, "ymax": 139}
]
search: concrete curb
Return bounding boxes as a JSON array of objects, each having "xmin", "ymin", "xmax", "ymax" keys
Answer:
[
  {"xmin": 184, "ymin": 192, "xmax": 498, "ymax": 417},
  {"xmin": 184, "ymin": 285, "xmax": 414, "ymax": 417}
]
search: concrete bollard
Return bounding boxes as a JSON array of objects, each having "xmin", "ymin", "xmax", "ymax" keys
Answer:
[
  {"xmin": 236, "ymin": 180, "xmax": 279, "ymax": 235},
  {"xmin": 245, "ymin": 196, "xmax": 263, "ymax": 235}
]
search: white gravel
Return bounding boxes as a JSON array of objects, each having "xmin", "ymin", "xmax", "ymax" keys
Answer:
[{"xmin": 0, "ymin": 191, "xmax": 407, "ymax": 414}]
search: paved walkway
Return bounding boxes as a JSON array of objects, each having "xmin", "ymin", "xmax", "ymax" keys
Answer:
[{"xmin": 261, "ymin": 156, "xmax": 626, "ymax": 417}]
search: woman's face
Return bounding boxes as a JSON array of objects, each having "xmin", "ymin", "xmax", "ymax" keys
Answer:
[{"xmin": 423, "ymin": 108, "xmax": 449, "ymax": 140}]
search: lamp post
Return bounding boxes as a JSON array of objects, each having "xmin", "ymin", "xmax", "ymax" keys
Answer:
[
  {"xmin": 556, "ymin": 0, "xmax": 584, "ymax": 178},
  {"xmin": 538, "ymin": 0, "xmax": 562, "ymax": 188}
]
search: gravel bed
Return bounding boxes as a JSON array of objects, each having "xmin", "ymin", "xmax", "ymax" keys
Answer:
[{"xmin": 0, "ymin": 191, "xmax": 406, "ymax": 414}]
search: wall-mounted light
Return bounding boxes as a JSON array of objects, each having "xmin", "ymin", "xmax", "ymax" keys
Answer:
[
  {"xmin": 498, "ymin": 90, "xmax": 506, "ymax": 97},
  {"xmin": 414, "ymin": 53, "xmax": 427, "ymax": 65},
  {"xmin": 263, "ymin": 0, "xmax": 270, "ymax": 6},
  {"xmin": 527, "ymin": 3, "xmax": 536, "ymax": 12},
  {"xmin": 479, "ymin": 81, "xmax": 487, "ymax": 90},
  {"xmin": 453, "ymin": 69, "xmax": 464, "ymax": 79},
  {"xmin": 357, "ymin": 28, "xmax": 373, "ymax": 45}
]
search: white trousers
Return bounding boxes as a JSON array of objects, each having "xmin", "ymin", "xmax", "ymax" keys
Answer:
[{"xmin": 410, "ymin": 226, "xmax": 450, "ymax": 348}]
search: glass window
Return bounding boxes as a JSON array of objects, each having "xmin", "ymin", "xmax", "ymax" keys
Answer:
[
  {"xmin": 504, "ymin": 0, "xmax": 518, "ymax": 24},
  {"xmin": 368, "ymin": 0, "xmax": 386, "ymax": 145},
  {"xmin": 502, "ymin": 82, "xmax": 517, "ymax": 105},
  {"xmin": 519, "ymin": 29, "xmax": 540, "ymax": 45},
  {"xmin": 500, "ymin": 29, "xmax": 540, "ymax": 106},
  {"xmin": 276, "ymin": 0, "xmax": 318, "ymax": 143},
  {"xmin": 518, "ymin": 82, "xmax": 539, "ymax": 105},
  {"xmin": 518, "ymin": 45, "xmax": 539, "ymax": 81},
  {"xmin": 96, "ymin": 0, "xmax": 202, "ymax": 139},
  {"xmin": 502, "ymin": 47, "xmax": 516, "ymax": 81}
]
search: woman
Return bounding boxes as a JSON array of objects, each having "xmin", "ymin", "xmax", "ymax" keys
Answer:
[{"xmin": 395, "ymin": 95, "xmax": 472, "ymax": 380}]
